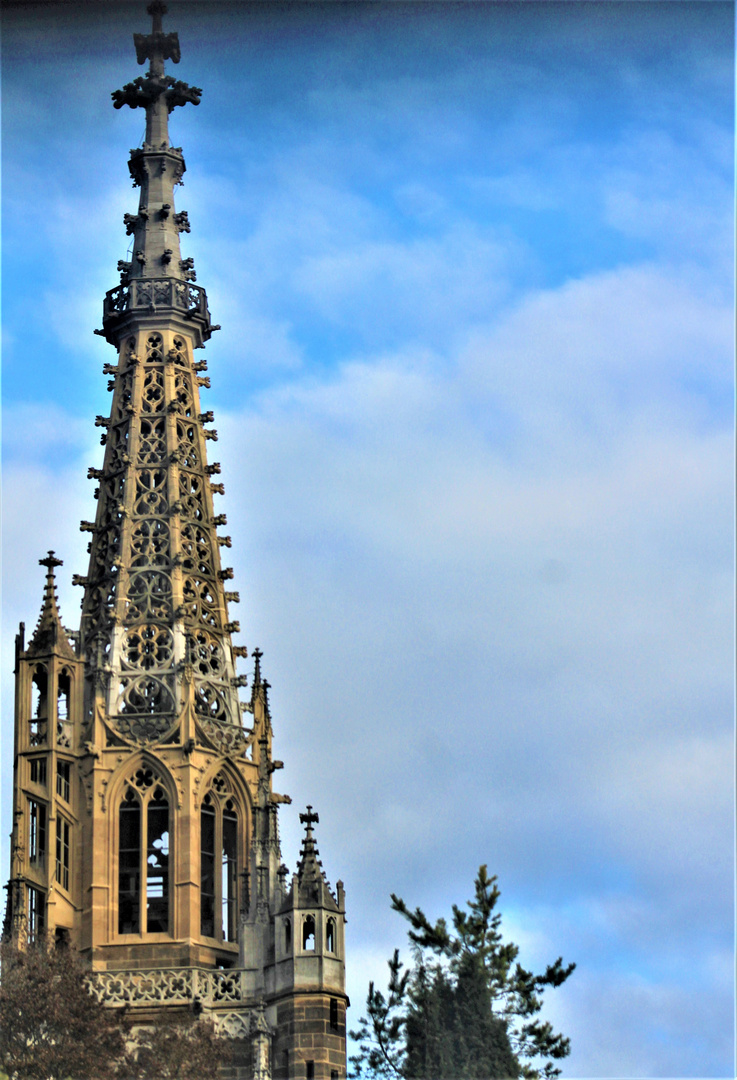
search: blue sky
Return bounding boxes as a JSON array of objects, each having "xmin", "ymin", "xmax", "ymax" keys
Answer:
[{"xmin": 2, "ymin": 3, "xmax": 734, "ymax": 1076}]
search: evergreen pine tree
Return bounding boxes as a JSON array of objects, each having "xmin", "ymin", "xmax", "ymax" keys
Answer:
[{"xmin": 350, "ymin": 867, "xmax": 574, "ymax": 1080}]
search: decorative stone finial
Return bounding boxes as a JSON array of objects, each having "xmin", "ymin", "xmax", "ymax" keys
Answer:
[
  {"xmin": 300, "ymin": 805, "xmax": 319, "ymax": 830},
  {"xmin": 116, "ymin": 1, "xmax": 199, "ymax": 121},
  {"xmin": 148, "ymin": 1, "xmax": 167, "ymax": 33},
  {"xmin": 252, "ymin": 647, "xmax": 263, "ymax": 685},
  {"xmin": 40, "ymin": 550, "xmax": 63, "ymax": 571},
  {"xmin": 27, "ymin": 551, "xmax": 75, "ymax": 658},
  {"xmin": 297, "ymin": 806, "xmax": 322, "ymax": 883}
]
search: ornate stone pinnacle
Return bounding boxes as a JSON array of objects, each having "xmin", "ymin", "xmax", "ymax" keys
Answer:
[
  {"xmin": 252, "ymin": 647, "xmax": 263, "ymax": 684},
  {"xmin": 28, "ymin": 550, "xmax": 75, "ymax": 659}
]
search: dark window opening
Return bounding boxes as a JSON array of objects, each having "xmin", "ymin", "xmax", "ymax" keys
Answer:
[
  {"xmin": 30, "ymin": 667, "xmax": 48, "ymax": 746},
  {"xmin": 57, "ymin": 671, "xmax": 70, "ymax": 719},
  {"xmin": 56, "ymin": 760, "xmax": 71, "ymax": 802},
  {"xmin": 326, "ymin": 917, "xmax": 335, "ymax": 953},
  {"xmin": 31, "ymin": 667, "xmax": 48, "ymax": 717},
  {"xmin": 222, "ymin": 801, "xmax": 238, "ymax": 942},
  {"xmin": 200, "ymin": 791, "xmax": 240, "ymax": 942},
  {"xmin": 306, "ymin": 1062, "xmax": 314, "ymax": 1080},
  {"xmin": 331, "ymin": 1072, "xmax": 339, "ymax": 1080},
  {"xmin": 57, "ymin": 671, "xmax": 72, "ymax": 747},
  {"xmin": 303, "ymin": 914, "xmax": 315, "ymax": 951},
  {"xmin": 146, "ymin": 787, "xmax": 169, "ymax": 933},
  {"xmin": 118, "ymin": 790, "xmax": 141, "ymax": 933},
  {"xmin": 330, "ymin": 998, "xmax": 339, "ymax": 1031},
  {"xmin": 27, "ymin": 886, "xmax": 45, "ymax": 943},
  {"xmin": 56, "ymin": 817, "xmax": 70, "ymax": 891},
  {"xmin": 55, "ymin": 927, "xmax": 70, "ymax": 949},
  {"xmin": 28, "ymin": 799, "xmax": 46, "ymax": 867},
  {"xmin": 200, "ymin": 796, "xmax": 216, "ymax": 938},
  {"xmin": 30, "ymin": 758, "xmax": 47, "ymax": 787},
  {"xmin": 284, "ymin": 917, "xmax": 292, "ymax": 952}
]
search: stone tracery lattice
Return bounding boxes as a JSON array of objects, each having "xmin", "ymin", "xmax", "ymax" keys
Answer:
[{"xmin": 81, "ymin": 242, "xmax": 243, "ymax": 744}]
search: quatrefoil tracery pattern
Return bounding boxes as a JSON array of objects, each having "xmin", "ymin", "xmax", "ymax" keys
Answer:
[
  {"xmin": 123, "ymin": 626, "xmax": 174, "ymax": 670},
  {"xmin": 142, "ymin": 369, "xmax": 165, "ymax": 413},
  {"xmin": 131, "ymin": 518, "xmax": 169, "ymax": 568}
]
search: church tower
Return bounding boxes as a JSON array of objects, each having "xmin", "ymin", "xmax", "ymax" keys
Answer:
[{"xmin": 4, "ymin": 5, "xmax": 347, "ymax": 1078}]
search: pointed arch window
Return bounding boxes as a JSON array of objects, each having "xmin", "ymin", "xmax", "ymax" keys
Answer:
[
  {"xmin": 57, "ymin": 669, "xmax": 72, "ymax": 748},
  {"xmin": 27, "ymin": 886, "xmax": 45, "ymax": 943},
  {"xmin": 200, "ymin": 778, "xmax": 240, "ymax": 942},
  {"xmin": 28, "ymin": 799, "xmax": 47, "ymax": 868},
  {"xmin": 118, "ymin": 772, "xmax": 170, "ymax": 935},
  {"xmin": 56, "ymin": 817, "xmax": 71, "ymax": 892},
  {"xmin": 30, "ymin": 666, "xmax": 48, "ymax": 746}
]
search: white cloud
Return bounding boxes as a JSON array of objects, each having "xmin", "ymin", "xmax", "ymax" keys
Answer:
[
  {"xmin": 2, "ymin": 402, "xmax": 88, "ymax": 462},
  {"xmin": 205, "ymin": 248, "xmax": 733, "ymax": 1075}
]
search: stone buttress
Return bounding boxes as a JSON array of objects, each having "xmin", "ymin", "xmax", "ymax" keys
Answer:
[{"xmin": 4, "ymin": 5, "xmax": 347, "ymax": 1078}]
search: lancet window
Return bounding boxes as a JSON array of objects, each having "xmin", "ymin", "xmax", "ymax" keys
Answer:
[
  {"xmin": 117, "ymin": 767, "xmax": 171, "ymax": 935},
  {"xmin": 200, "ymin": 773, "xmax": 240, "ymax": 942},
  {"xmin": 56, "ymin": 760, "xmax": 71, "ymax": 802},
  {"xmin": 57, "ymin": 669, "xmax": 72, "ymax": 748},
  {"xmin": 27, "ymin": 886, "xmax": 45, "ymax": 943},
  {"xmin": 56, "ymin": 817, "xmax": 70, "ymax": 891},
  {"xmin": 28, "ymin": 799, "xmax": 47, "ymax": 868},
  {"xmin": 30, "ymin": 666, "xmax": 48, "ymax": 746},
  {"xmin": 30, "ymin": 758, "xmax": 47, "ymax": 787},
  {"xmin": 57, "ymin": 671, "xmax": 70, "ymax": 719}
]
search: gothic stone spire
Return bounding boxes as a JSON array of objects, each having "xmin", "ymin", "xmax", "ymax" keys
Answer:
[
  {"xmin": 79, "ymin": 4, "xmax": 242, "ymax": 749},
  {"xmin": 111, "ymin": 1, "xmax": 202, "ymax": 289}
]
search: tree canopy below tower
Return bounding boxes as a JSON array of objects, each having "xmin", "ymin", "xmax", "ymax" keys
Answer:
[{"xmin": 350, "ymin": 866, "xmax": 574, "ymax": 1080}]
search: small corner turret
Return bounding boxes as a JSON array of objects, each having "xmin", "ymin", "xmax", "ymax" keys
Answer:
[
  {"xmin": 8, "ymin": 554, "xmax": 84, "ymax": 949},
  {"xmin": 269, "ymin": 809, "xmax": 348, "ymax": 1080}
]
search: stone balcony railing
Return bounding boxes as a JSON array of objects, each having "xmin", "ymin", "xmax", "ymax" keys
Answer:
[
  {"xmin": 101, "ymin": 278, "xmax": 218, "ymax": 344},
  {"xmin": 88, "ymin": 966, "xmax": 250, "ymax": 1008},
  {"xmin": 87, "ymin": 967, "xmax": 265, "ymax": 1042}
]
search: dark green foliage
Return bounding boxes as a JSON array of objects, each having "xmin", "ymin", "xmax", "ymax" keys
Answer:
[
  {"xmin": 404, "ymin": 953, "xmax": 520, "ymax": 1079},
  {"xmin": 126, "ymin": 1014, "xmax": 232, "ymax": 1080},
  {"xmin": 0, "ymin": 940, "xmax": 129, "ymax": 1080},
  {"xmin": 350, "ymin": 951, "xmax": 409, "ymax": 1079},
  {"xmin": 350, "ymin": 866, "xmax": 575, "ymax": 1080},
  {"xmin": 0, "ymin": 940, "xmax": 232, "ymax": 1080}
]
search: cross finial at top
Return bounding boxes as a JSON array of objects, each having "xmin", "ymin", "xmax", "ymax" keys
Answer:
[
  {"xmin": 252, "ymin": 647, "xmax": 263, "ymax": 684},
  {"xmin": 148, "ymin": 1, "xmax": 167, "ymax": 33},
  {"xmin": 300, "ymin": 805, "xmax": 320, "ymax": 830},
  {"xmin": 39, "ymin": 550, "xmax": 63, "ymax": 571},
  {"xmin": 131, "ymin": 2, "xmax": 181, "ymax": 72}
]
